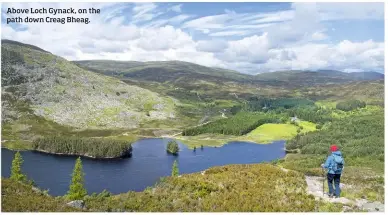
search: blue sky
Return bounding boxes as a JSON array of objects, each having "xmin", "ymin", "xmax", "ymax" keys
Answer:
[{"xmin": 1, "ymin": 2, "xmax": 385, "ymax": 74}]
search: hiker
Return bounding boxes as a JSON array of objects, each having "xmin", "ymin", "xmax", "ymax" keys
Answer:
[{"xmin": 321, "ymin": 145, "xmax": 344, "ymax": 198}]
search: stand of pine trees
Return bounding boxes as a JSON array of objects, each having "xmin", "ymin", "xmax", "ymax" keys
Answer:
[
  {"xmin": 336, "ymin": 99, "xmax": 366, "ymax": 111},
  {"xmin": 182, "ymin": 112, "xmax": 277, "ymax": 136},
  {"xmin": 32, "ymin": 136, "xmax": 132, "ymax": 158},
  {"xmin": 167, "ymin": 140, "xmax": 179, "ymax": 155}
]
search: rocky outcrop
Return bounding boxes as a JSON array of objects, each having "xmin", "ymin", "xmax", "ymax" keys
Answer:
[
  {"xmin": 1, "ymin": 40, "xmax": 176, "ymax": 130},
  {"xmin": 66, "ymin": 200, "xmax": 85, "ymax": 209}
]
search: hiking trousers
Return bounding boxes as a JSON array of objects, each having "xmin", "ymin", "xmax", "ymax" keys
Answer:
[{"xmin": 327, "ymin": 173, "xmax": 341, "ymax": 197}]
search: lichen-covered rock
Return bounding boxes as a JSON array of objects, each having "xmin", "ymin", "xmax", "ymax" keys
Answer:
[{"xmin": 66, "ymin": 200, "xmax": 85, "ymax": 209}]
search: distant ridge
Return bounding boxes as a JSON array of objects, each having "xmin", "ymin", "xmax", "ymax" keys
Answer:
[{"xmin": 1, "ymin": 39, "xmax": 51, "ymax": 53}]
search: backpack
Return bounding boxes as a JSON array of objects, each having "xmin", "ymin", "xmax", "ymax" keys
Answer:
[{"xmin": 332, "ymin": 154, "xmax": 344, "ymax": 172}]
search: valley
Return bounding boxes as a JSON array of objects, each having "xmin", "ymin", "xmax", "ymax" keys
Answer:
[{"xmin": 1, "ymin": 39, "xmax": 385, "ymax": 212}]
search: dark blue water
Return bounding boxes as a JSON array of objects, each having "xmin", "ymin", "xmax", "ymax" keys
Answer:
[{"xmin": 1, "ymin": 138, "xmax": 285, "ymax": 196}]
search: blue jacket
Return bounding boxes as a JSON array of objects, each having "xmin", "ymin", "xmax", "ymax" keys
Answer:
[{"xmin": 323, "ymin": 151, "xmax": 344, "ymax": 174}]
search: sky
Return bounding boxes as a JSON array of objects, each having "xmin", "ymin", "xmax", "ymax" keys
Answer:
[{"xmin": 1, "ymin": 2, "xmax": 385, "ymax": 74}]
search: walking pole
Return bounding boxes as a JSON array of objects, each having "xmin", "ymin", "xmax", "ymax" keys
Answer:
[{"xmin": 322, "ymin": 167, "xmax": 325, "ymax": 197}]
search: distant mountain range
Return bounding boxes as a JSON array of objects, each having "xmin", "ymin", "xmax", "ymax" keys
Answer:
[
  {"xmin": 73, "ymin": 60, "xmax": 255, "ymax": 84},
  {"xmin": 254, "ymin": 69, "xmax": 383, "ymax": 84},
  {"xmin": 74, "ymin": 60, "xmax": 383, "ymax": 88},
  {"xmin": 1, "ymin": 39, "xmax": 384, "ymax": 147},
  {"xmin": 315, "ymin": 69, "xmax": 384, "ymax": 80}
]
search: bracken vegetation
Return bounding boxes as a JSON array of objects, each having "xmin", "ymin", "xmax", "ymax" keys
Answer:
[
  {"xmin": 84, "ymin": 164, "xmax": 339, "ymax": 212},
  {"xmin": 1, "ymin": 178, "xmax": 80, "ymax": 212},
  {"xmin": 32, "ymin": 136, "xmax": 132, "ymax": 158}
]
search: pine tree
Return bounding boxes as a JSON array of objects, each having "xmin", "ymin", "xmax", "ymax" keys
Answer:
[
  {"xmin": 167, "ymin": 140, "xmax": 179, "ymax": 155},
  {"xmin": 171, "ymin": 160, "xmax": 179, "ymax": 177},
  {"xmin": 67, "ymin": 157, "xmax": 87, "ymax": 200},
  {"xmin": 10, "ymin": 151, "xmax": 27, "ymax": 182}
]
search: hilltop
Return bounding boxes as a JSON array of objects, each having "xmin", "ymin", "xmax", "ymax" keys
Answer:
[
  {"xmin": 75, "ymin": 60, "xmax": 383, "ymax": 88},
  {"xmin": 1, "ymin": 40, "xmax": 177, "ymax": 148},
  {"xmin": 255, "ymin": 70, "xmax": 383, "ymax": 86},
  {"xmin": 74, "ymin": 60, "xmax": 384, "ymax": 106},
  {"xmin": 73, "ymin": 60, "xmax": 254, "ymax": 83}
]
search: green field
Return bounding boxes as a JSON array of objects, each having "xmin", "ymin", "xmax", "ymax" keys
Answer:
[
  {"xmin": 298, "ymin": 121, "xmax": 317, "ymax": 133},
  {"xmin": 242, "ymin": 123, "xmax": 298, "ymax": 143}
]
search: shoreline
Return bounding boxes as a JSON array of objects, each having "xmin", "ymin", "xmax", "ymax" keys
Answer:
[{"xmin": 31, "ymin": 149, "xmax": 132, "ymax": 160}]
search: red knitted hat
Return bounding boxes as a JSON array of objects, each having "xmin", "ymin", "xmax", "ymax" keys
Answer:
[{"xmin": 330, "ymin": 145, "xmax": 338, "ymax": 152}]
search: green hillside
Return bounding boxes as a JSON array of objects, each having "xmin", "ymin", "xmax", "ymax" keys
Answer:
[
  {"xmin": 2, "ymin": 164, "xmax": 345, "ymax": 212},
  {"xmin": 74, "ymin": 60, "xmax": 254, "ymax": 82},
  {"xmin": 1, "ymin": 178, "xmax": 81, "ymax": 212},
  {"xmin": 1, "ymin": 40, "xmax": 179, "ymax": 149}
]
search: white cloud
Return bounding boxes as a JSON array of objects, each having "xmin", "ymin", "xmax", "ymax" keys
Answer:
[
  {"xmin": 1, "ymin": 2, "xmax": 384, "ymax": 74},
  {"xmin": 137, "ymin": 26, "xmax": 195, "ymax": 51},
  {"xmin": 170, "ymin": 4, "xmax": 182, "ymax": 13},
  {"xmin": 131, "ymin": 3, "xmax": 161, "ymax": 23},
  {"xmin": 182, "ymin": 14, "xmax": 232, "ymax": 30},
  {"xmin": 196, "ymin": 40, "xmax": 228, "ymax": 53},
  {"xmin": 219, "ymin": 33, "xmax": 271, "ymax": 64},
  {"xmin": 169, "ymin": 14, "xmax": 191, "ymax": 24},
  {"xmin": 209, "ymin": 30, "xmax": 251, "ymax": 37},
  {"xmin": 143, "ymin": 14, "xmax": 191, "ymax": 28},
  {"xmin": 311, "ymin": 31, "xmax": 327, "ymax": 41},
  {"xmin": 316, "ymin": 2, "xmax": 384, "ymax": 20},
  {"xmin": 248, "ymin": 10, "xmax": 295, "ymax": 24}
]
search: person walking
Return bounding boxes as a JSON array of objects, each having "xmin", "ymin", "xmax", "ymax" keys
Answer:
[{"xmin": 321, "ymin": 145, "xmax": 344, "ymax": 198}]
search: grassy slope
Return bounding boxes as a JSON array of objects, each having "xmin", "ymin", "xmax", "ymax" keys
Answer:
[
  {"xmin": 85, "ymin": 164, "xmax": 342, "ymax": 212},
  {"xmin": 2, "ymin": 40, "xmax": 176, "ymax": 130},
  {"xmin": 3, "ymin": 164, "xmax": 346, "ymax": 212},
  {"xmin": 174, "ymin": 78, "xmax": 383, "ymax": 149},
  {"xmin": 300, "ymin": 80, "xmax": 384, "ymax": 103},
  {"xmin": 280, "ymin": 109, "xmax": 384, "ymax": 202},
  {"xmin": 242, "ymin": 123, "xmax": 298, "ymax": 143},
  {"xmin": 74, "ymin": 60, "xmax": 254, "ymax": 82},
  {"xmin": 1, "ymin": 178, "xmax": 81, "ymax": 212},
  {"xmin": 1, "ymin": 40, "xmax": 183, "ymax": 149}
]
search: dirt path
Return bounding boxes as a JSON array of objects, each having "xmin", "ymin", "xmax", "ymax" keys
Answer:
[
  {"xmin": 161, "ymin": 120, "xmax": 214, "ymax": 138},
  {"xmin": 305, "ymin": 176, "xmax": 384, "ymax": 212}
]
